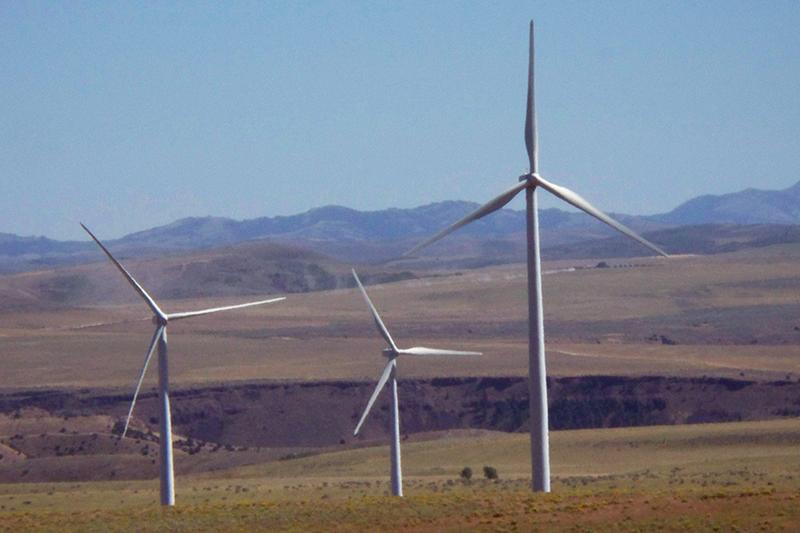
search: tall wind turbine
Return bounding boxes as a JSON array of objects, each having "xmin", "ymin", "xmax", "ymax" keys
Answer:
[
  {"xmin": 405, "ymin": 21, "xmax": 668, "ymax": 492},
  {"xmin": 81, "ymin": 223, "xmax": 285, "ymax": 506},
  {"xmin": 351, "ymin": 269, "xmax": 480, "ymax": 497}
]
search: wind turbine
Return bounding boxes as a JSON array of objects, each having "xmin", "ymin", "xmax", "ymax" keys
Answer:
[
  {"xmin": 351, "ymin": 269, "xmax": 480, "ymax": 497},
  {"xmin": 80, "ymin": 223, "xmax": 285, "ymax": 506},
  {"xmin": 404, "ymin": 21, "xmax": 669, "ymax": 493}
]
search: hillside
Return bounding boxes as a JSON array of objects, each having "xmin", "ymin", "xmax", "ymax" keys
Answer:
[
  {"xmin": 0, "ymin": 240, "xmax": 412, "ymax": 312},
  {"xmin": 655, "ymin": 180, "xmax": 800, "ymax": 225},
  {"xmin": 542, "ymin": 223, "xmax": 800, "ymax": 260},
  {"xmin": 2, "ymin": 180, "xmax": 798, "ymax": 274}
]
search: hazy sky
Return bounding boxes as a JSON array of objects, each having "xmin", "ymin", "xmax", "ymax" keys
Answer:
[{"xmin": 2, "ymin": 1, "xmax": 799, "ymax": 240}]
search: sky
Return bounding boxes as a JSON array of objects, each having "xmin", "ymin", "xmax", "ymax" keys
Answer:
[{"xmin": 2, "ymin": 1, "xmax": 799, "ymax": 240}]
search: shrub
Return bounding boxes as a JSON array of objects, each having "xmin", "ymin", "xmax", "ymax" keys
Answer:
[
  {"xmin": 483, "ymin": 466, "xmax": 498, "ymax": 480},
  {"xmin": 460, "ymin": 467, "xmax": 473, "ymax": 482}
]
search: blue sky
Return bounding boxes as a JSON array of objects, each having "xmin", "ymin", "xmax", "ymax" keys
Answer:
[{"xmin": 2, "ymin": 1, "xmax": 799, "ymax": 240}]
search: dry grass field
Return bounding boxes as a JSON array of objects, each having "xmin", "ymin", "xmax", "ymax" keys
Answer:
[
  {"xmin": 0, "ymin": 418, "xmax": 798, "ymax": 531},
  {"xmin": 0, "ymin": 245, "xmax": 798, "ymax": 390},
  {"xmin": 0, "ymin": 245, "xmax": 798, "ymax": 529}
]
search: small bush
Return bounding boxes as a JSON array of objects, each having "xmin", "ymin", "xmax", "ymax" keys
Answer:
[
  {"xmin": 460, "ymin": 467, "xmax": 473, "ymax": 481},
  {"xmin": 483, "ymin": 466, "xmax": 498, "ymax": 480}
]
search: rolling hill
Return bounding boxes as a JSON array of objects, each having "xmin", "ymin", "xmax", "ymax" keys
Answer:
[
  {"xmin": 0, "ymin": 180, "xmax": 798, "ymax": 273},
  {"xmin": 0, "ymin": 240, "xmax": 413, "ymax": 312},
  {"xmin": 654, "ymin": 180, "xmax": 800, "ymax": 225}
]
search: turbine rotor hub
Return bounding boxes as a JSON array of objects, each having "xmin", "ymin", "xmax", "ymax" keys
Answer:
[
  {"xmin": 152, "ymin": 315, "xmax": 168, "ymax": 327},
  {"xmin": 519, "ymin": 172, "xmax": 539, "ymax": 185},
  {"xmin": 382, "ymin": 348, "xmax": 396, "ymax": 358}
]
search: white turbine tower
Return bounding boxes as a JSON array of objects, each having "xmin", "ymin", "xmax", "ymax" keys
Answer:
[
  {"xmin": 351, "ymin": 269, "xmax": 480, "ymax": 497},
  {"xmin": 405, "ymin": 21, "xmax": 669, "ymax": 493},
  {"xmin": 81, "ymin": 223, "xmax": 285, "ymax": 506}
]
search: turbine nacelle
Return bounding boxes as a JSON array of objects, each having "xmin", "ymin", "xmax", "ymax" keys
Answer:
[
  {"xmin": 152, "ymin": 315, "xmax": 168, "ymax": 326},
  {"xmin": 518, "ymin": 172, "xmax": 541, "ymax": 185},
  {"xmin": 382, "ymin": 348, "xmax": 397, "ymax": 359},
  {"xmin": 405, "ymin": 167, "xmax": 669, "ymax": 259}
]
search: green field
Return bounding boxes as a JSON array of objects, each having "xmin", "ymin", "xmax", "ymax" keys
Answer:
[{"xmin": 1, "ymin": 419, "xmax": 798, "ymax": 531}]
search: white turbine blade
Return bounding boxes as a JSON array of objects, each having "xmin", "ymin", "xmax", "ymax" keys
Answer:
[
  {"xmin": 396, "ymin": 346, "xmax": 482, "ymax": 356},
  {"xmin": 352, "ymin": 269, "xmax": 398, "ymax": 351},
  {"xmin": 80, "ymin": 223, "xmax": 167, "ymax": 320},
  {"xmin": 122, "ymin": 325, "xmax": 164, "ymax": 438},
  {"xmin": 533, "ymin": 176, "xmax": 669, "ymax": 257},
  {"xmin": 524, "ymin": 20, "xmax": 538, "ymax": 174},
  {"xmin": 353, "ymin": 359, "xmax": 395, "ymax": 436},
  {"xmin": 167, "ymin": 296, "xmax": 286, "ymax": 321},
  {"xmin": 404, "ymin": 181, "xmax": 528, "ymax": 257}
]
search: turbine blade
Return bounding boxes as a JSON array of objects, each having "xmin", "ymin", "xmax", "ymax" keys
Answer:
[
  {"xmin": 122, "ymin": 325, "xmax": 163, "ymax": 438},
  {"xmin": 353, "ymin": 359, "xmax": 395, "ymax": 436},
  {"xmin": 396, "ymin": 346, "xmax": 482, "ymax": 356},
  {"xmin": 80, "ymin": 223, "xmax": 166, "ymax": 320},
  {"xmin": 524, "ymin": 20, "xmax": 538, "ymax": 173},
  {"xmin": 533, "ymin": 176, "xmax": 669, "ymax": 257},
  {"xmin": 404, "ymin": 181, "xmax": 528, "ymax": 257},
  {"xmin": 167, "ymin": 297, "xmax": 286, "ymax": 321},
  {"xmin": 352, "ymin": 269, "xmax": 398, "ymax": 351}
]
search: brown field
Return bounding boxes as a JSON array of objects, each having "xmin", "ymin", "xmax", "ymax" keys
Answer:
[{"xmin": 0, "ymin": 245, "xmax": 798, "ymax": 390}]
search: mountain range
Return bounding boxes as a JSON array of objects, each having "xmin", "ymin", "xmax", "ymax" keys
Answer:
[{"xmin": 1, "ymin": 180, "xmax": 799, "ymax": 274}]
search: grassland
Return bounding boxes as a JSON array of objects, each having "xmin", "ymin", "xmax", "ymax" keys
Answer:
[{"xmin": 0, "ymin": 419, "xmax": 798, "ymax": 531}]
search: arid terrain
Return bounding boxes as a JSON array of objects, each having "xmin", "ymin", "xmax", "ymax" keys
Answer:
[
  {"xmin": 1, "ymin": 243, "xmax": 798, "ymax": 389},
  {"xmin": 0, "ymin": 242, "xmax": 798, "ymax": 529},
  {"xmin": 1, "ymin": 419, "xmax": 799, "ymax": 531}
]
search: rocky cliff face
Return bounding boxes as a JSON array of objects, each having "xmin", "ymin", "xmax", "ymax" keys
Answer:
[{"xmin": 2, "ymin": 376, "xmax": 797, "ymax": 449}]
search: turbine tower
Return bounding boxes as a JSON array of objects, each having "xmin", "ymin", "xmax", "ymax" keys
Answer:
[
  {"xmin": 405, "ymin": 21, "xmax": 668, "ymax": 492},
  {"xmin": 81, "ymin": 223, "xmax": 285, "ymax": 506},
  {"xmin": 351, "ymin": 269, "xmax": 480, "ymax": 496}
]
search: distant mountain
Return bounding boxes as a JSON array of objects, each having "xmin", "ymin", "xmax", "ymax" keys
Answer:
[
  {"xmin": 653, "ymin": 181, "xmax": 800, "ymax": 225},
  {"xmin": 0, "ymin": 233, "xmax": 83, "ymax": 255},
  {"xmin": 117, "ymin": 202, "xmax": 655, "ymax": 250},
  {"xmin": 0, "ymin": 233, "xmax": 95, "ymax": 274},
  {"xmin": 0, "ymin": 202, "xmax": 655, "ymax": 272},
  {"xmin": 0, "ymin": 180, "xmax": 798, "ymax": 274},
  {"xmin": 81, "ymin": 179, "xmax": 800, "ymax": 253}
]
